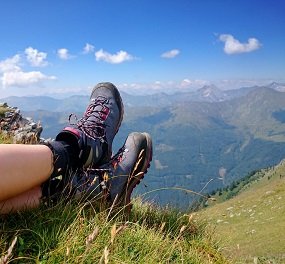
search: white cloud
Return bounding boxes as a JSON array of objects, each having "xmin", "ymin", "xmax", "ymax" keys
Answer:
[
  {"xmin": 25, "ymin": 47, "xmax": 48, "ymax": 67},
  {"xmin": 219, "ymin": 34, "xmax": 261, "ymax": 54},
  {"xmin": 2, "ymin": 71, "xmax": 56, "ymax": 88},
  {"xmin": 161, "ymin": 49, "xmax": 180, "ymax": 58},
  {"xmin": 0, "ymin": 53, "xmax": 56, "ymax": 89},
  {"xmin": 57, "ymin": 48, "xmax": 71, "ymax": 60},
  {"xmin": 95, "ymin": 49, "xmax": 134, "ymax": 64},
  {"xmin": 180, "ymin": 79, "xmax": 210, "ymax": 88},
  {"xmin": 0, "ymin": 55, "xmax": 21, "ymax": 73},
  {"xmin": 83, "ymin": 43, "xmax": 95, "ymax": 54}
]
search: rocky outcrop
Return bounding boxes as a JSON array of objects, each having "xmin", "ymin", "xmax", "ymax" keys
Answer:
[{"xmin": 0, "ymin": 102, "xmax": 43, "ymax": 144}]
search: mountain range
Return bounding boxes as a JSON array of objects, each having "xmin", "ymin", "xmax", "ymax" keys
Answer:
[{"xmin": 1, "ymin": 82, "xmax": 285, "ymax": 209}]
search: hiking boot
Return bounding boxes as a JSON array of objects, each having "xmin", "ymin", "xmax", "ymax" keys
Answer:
[
  {"xmin": 56, "ymin": 82, "xmax": 124, "ymax": 167},
  {"xmin": 72, "ymin": 132, "xmax": 152, "ymax": 210}
]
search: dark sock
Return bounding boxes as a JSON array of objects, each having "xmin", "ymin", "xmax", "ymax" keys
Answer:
[
  {"xmin": 41, "ymin": 140, "xmax": 79, "ymax": 204},
  {"xmin": 47, "ymin": 140, "xmax": 78, "ymax": 177}
]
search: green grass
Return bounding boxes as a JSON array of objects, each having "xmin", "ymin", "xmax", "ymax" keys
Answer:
[
  {"xmin": 0, "ymin": 132, "xmax": 12, "ymax": 144},
  {"xmin": 198, "ymin": 160, "xmax": 285, "ymax": 263},
  {"xmin": 0, "ymin": 199, "xmax": 230, "ymax": 263}
]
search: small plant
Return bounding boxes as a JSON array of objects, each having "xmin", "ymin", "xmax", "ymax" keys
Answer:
[{"xmin": 0, "ymin": 106, "xmax": 8, "ymax": 118}]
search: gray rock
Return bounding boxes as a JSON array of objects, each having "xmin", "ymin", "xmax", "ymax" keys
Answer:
[{"xmin": 0, "ymin": 104, "xmax": 43, "ymax": 144}]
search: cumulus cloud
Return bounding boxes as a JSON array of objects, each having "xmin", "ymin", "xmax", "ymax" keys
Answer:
[
  {"xmin": 0, "ymin": 55, "xmax": 21, "ymax": 73},
  {"xmin": 95, "ymin": 49, "xmax": 134, "ymax": 64},
  {"xmin": 219, "ymin": 34, "xmax": 261, "ymax": 54},
  {"xmin": 25, "ymin": 47, "xmax": 48, "ymax": 67},
  {"xmin": 2, "ymin": 71, "xmax": 56, "ymax": 88},
  {"xmin": 161, "ymin": 49, "xmax": 180, "ymax": 58},
  {"xmin": 57, "ymin": 48, "xmax": 71, "ymax": 60},
  {"xmin": 0, "ymin": 53, "xmax": 56, "ymax": 89},
  {"xmin": 83, "ymin": 43, "xmax": 95, "ymax": 54}
]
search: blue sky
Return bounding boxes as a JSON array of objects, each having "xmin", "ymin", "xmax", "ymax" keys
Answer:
[{"xmin": 0, "ymin": 0, "xmax": 284, "ymax": 97}]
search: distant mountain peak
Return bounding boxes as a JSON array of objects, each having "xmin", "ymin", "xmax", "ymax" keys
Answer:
[
  {"xmin": 195, "ymin": 85, "xmax": 226, "ymax": 102},
  {"xmin": 268, "ymin": 82, "xmax": 285, "ymax": 92},
  {"xmin": 198, "ymin": 84, "xmax": 220, "ymax": 92},
  {"xmin": 269, "ymin": 81, "xmax": 281, "ymax": 87}
]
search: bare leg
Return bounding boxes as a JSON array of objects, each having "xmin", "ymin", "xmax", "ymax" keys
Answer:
[
  {"xmin": 0, "ymin": 144, "xmax": 53, "ymax": 201},
  {"xmin": 0, "ymin": 186, "xmax": 41, "ymax": 214}
]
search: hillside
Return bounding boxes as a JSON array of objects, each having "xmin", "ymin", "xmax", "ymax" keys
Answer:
[{"xmin": 197, "ymin": 159, "xmax": 285, "ymax": 263}]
